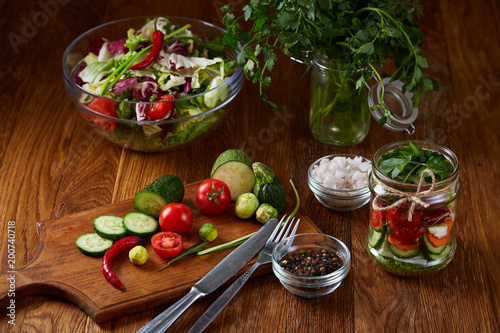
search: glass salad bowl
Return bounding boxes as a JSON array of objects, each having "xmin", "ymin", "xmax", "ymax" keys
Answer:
[{"xmin": 62, "ymin": 16, "xmax": 243, "ymax": 152}]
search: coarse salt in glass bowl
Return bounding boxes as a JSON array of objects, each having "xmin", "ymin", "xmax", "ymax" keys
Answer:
[
  {"xmin": 62, "ymin": 16, "xmax": 243, "ymax": 153},
  {"xmin": 308, "ymin": 154, "xmax": 372, "ymax": 212},
  {"xmin": 272, "ymin": 233, "xmax": 351, "ymax": 298}
]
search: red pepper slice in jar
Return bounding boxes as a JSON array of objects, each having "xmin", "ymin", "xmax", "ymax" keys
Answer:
[
  {"xmin": 129, "ymin": 30, "xmax": 164, "ymax": 70},
  {"xmin": 101, "ymin": 236, "xmax": 139, "ymax": 290}
]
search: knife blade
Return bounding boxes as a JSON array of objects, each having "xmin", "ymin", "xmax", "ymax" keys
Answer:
[{"xmin": 136, "ymin": 217, "xmax": 280, "ymax": 333}]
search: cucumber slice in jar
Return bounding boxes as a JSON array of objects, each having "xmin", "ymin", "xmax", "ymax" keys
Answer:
[
  {"xmin": 75, "ymin": 233, "xmax": 113, "ymax": 257},
  {"xmin": 94, "ymin": 215, "xmax": 127, "ymax": 241},
  {"xmin": 425, "ymin": 244, "xmax": 452, "ymax": 261},
  {"xmin": 368, "ymin": 227, "xmax": 385, "ymax": 249},
  {"xmin": 123, "ymin": 212, "xmax": 159, "ymax": 237},
  {"xmin": 422, "ymin": 233, "xmax": 448, "ymax": 255},
  {"xmin": 389, "ymin": 244, "xmax": 422, "ymax": 258}
]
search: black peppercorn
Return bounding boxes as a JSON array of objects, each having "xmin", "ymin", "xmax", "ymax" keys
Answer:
[{"xmin": 279, "ymin": 248, "xmax": 342, "ymax": 277}]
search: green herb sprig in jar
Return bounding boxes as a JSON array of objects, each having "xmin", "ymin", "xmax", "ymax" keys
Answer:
[{"xmin": 220, "ymin": 0, "xmax": 438, "ymax": 125}]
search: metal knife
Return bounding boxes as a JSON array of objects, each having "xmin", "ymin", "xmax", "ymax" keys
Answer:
[{"xmin": 136, "ymin": 217, "xmax": 280, "ymax": 333}]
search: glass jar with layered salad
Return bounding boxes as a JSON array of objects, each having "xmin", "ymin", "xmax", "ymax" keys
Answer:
[{"xmin": 365, "ymin": 140, "xmax": 460, "ymax": 277}]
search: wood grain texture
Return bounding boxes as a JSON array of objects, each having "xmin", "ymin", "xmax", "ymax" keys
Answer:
[
  {"xmin": 0, "ymin": 0, "xmax": 499, "ymax": 332},
  {"xmin": 0, "ymin": 182, "xmax": 320, "ymax": 323}
]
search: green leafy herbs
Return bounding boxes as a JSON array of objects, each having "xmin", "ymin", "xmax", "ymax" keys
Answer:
[
  {"xmin": 379, "ymin": 142, "xmax": 453, "ymax": 183},
  {"xmin": 221, "ymin": 0, "xmax": 438, "ymax": 121}
]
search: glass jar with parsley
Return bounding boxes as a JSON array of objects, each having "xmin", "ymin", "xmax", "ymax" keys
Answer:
[
  {"xmin": 366, "ymin": 140, "xmax": 460, "ymax": 277},
  {"xmin": 309, "ymin": 54, "xmax": 371, "ymax": 146}
]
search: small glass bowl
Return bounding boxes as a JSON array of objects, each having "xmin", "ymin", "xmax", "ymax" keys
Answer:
[
  {"xmin": 308, "ymin": 154, "xmax": 371, "ymax": 212},
  {"xmin": 271, "ymin": 233, "xmax": 351, "ymax": 298}
]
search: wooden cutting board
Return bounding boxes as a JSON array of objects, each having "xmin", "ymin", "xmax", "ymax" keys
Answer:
[{"xmin": 0, "ymin": 181, "xmax": 321, "ymax": 323}]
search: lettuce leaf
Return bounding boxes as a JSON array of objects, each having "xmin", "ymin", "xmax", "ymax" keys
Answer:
[{"xmin": 79, "ymin": 61, "xmax": 115, "ymax": 84}]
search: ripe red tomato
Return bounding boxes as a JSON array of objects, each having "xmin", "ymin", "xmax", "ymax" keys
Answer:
[
  {"xmin": 387, "ymin": 233, "xmax": 421, "ymax": 251},
  {"xmin": 159, "ymin": 203, "xmax": 193, "ymax": 233},
  {"xmin": 146, "ymin": 94, "xmax": 174, "ymax": 120},
  {"xmin": 370, "ymin": 204, "xmax": 386, "ymax": 229},
  {"xmin": 87, "ymin": 98, "xmax": 118, "ymax": 132},
  {"xmin": 195, "ymin": 179, "xmax": 231, "ymax": 215},
  {"xmin": 386, "ymin": 207, "xmax": 425, "ymax": 243},
  {"xmin": 151, "ymin": 232, "xmax": 183, "ymax": 259}
]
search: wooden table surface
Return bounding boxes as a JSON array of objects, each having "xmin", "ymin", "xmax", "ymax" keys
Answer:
[{"xmin": 1, "ymin": 0, "xmax": 499, "ymax": 332}]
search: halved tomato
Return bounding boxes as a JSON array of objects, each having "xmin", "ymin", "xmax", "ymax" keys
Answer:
[
  {"xmin": 146, "ymin": 94, "xmax": 174, "ymax": 120},
  {"xmin": 386, "ymin": 207, "xmax": 425, "ymax": 243},
  {"xmin": 370, "ymin": 204, "xmax": 386, "ymax": 229},
  {"xmin": 388, "ymin": 233, "xmax": 421, "ymax": 251},
  {"xmin": 151, "ymin": 232, "xmax": 184, "ymax": 259},
  {"xmin": 87, "ymin": 98, "xmax": 118, "ymax": 132}
]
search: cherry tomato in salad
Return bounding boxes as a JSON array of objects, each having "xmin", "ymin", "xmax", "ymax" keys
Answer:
[
  {"xmin": 146, "ymin": 94, "xmax": 174, "ymax": 120},
  {"xmin": 387, "ymin": 233, "xmax": 421, "ymax": 251},
  {"xmin": 370, "ymin": 204, "xmax": 386, "ymax": 229},
  {"xmin": 386, "ymin": 207, "xmax": 425, "ymax": 243},
  {"xmin": 195, "ymin": 179, "xmax": 231, "ymax": 215},
  {"xmin": 159, "ymin": 203, "xmax": 193, "ymax": 233},
  {"xmin": 87, "ymin": 98, "xmax": 118, "ymax": 132},
  {"xmin": 151, "ymin": 232, "xmax": 183, "ymax": 259}
]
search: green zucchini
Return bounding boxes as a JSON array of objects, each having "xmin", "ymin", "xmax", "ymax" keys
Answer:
[
  {"xmin": 94, "ymin": 215, "xmax": 127, "ymax": 241},
  {"xmin": 211, "ymin": 149, "xmax": 256, "ymax": 201},
  {"xmin": 123, "ymin": 212, "xmax": 159, "ymax": 237},
  {"xmin": 133, "ymin": 174, "xmax": 184, "ymax": 218},
  {"xmin": 252, "ymin": 162, "xmax": 287, "ymax": 213},
  {"xmin": 75, "ymin": 233, "xmax": 113, "ymax": 257}
]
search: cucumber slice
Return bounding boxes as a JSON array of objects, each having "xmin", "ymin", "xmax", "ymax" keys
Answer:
[
  {"xmin": 368, "ymin": 227, "xmax": 385, "ymax": 249},
  {"xmin": 94, "ymin": 215, "xmax": 127, "ymax": 241},
  {"xmin": 425, "ymin": 244, "xmax": 452, "ymax": 261},
  {"xmin": 133, "ymin": 174, "xmax": 184, "ymax": 218},
  {"xmin": 389, "ymin": 243, "xmax": 421, "ymax": 258},
  {"xmin": 211, "ymin": 149, "xmax": 256, "ymax": 201},
  {"xmin": 75, "ymin": 233, "xmax": 113, "ymax": 257},
  {"xmin": 422, "ymin": 233, "xmax": 448, "ymax": 255},
  {"xmin": 123, "ymin": 212, "xmax": 159, "ymax": 237}
]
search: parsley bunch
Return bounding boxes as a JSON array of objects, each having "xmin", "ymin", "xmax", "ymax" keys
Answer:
[
  {"xmin": 379, "ymin": 142, "xmax": 453, "ymax": 183},
  {"xmin": 221, "ymin": 0, "xmax": 438, "ymax": 123}
]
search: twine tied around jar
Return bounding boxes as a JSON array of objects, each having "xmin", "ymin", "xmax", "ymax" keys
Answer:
[{"xmin": 372, "ymin": 168, "xmax": 457, "ymax": 221}]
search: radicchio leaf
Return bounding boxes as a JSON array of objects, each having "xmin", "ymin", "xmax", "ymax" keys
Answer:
[
  {"xmin": 85, "ymin": 36, "xmax": 106, "ymax": 56},
  {"xmin": 164, "ymin": 40, "xmax": 188, "ymax": 56},
  {"xmin": 110, "ymin": 77, "xmax": 138, "ymax": 94},
  {"xmin": 183, "ymin": 78, "xmax": 192, "ymax": 93},
  {"xmin": 129, "ymin": 78, "xmax": 163, "ymax": 100},
  {"xmin": 107, "ymin": 39, "xmax": 128, "ymax": 53},
  {"xmin": 135, "ymin": 103, "xmax": 148, "ymax": 121},
  {"xmin": 72, "ymin": 64, "xmax": 87, "ymax": 86}
]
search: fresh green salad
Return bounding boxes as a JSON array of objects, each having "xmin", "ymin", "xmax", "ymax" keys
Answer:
[{"xmin": 72, "ymin": 17, "xmax": 239, "ymax": 149}]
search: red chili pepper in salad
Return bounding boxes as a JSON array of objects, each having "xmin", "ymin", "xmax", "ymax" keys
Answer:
[
  {"xmin": 101, "ymin": 236, "xmax": 139, "ymax": 290},
  {"xmin": 129, "ymin": 30, "xmax": 165, "ymax": 70}
]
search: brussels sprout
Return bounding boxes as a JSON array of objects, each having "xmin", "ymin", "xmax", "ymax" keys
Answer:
[
  {"xmin": 234, "ymin": 193, "xmax": 259, "ymax": 219},
  {"xmin": 255, "ymin": 203, "xmax": 278, "ymax": 224},
  {"xmin": 199, "ymin": 223, "xmax": 218, "ymax": 242},
  {"xmin": 129, "ymin": 245, "xmax": 149, "ymax": 265}
]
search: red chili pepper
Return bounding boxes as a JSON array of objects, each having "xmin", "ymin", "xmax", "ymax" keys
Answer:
[
  {"xmin": 101, "ymin": 236, "xmax": 139, "ymax": 290},
  {"xmin": 129, "ymin": 30, "xmax": 165, "ymax": 70}
]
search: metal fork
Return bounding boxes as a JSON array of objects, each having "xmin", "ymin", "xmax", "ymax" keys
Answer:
[{"xmin": 187, "ymin": 216, "xmax": 300, "ymax": 333}]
